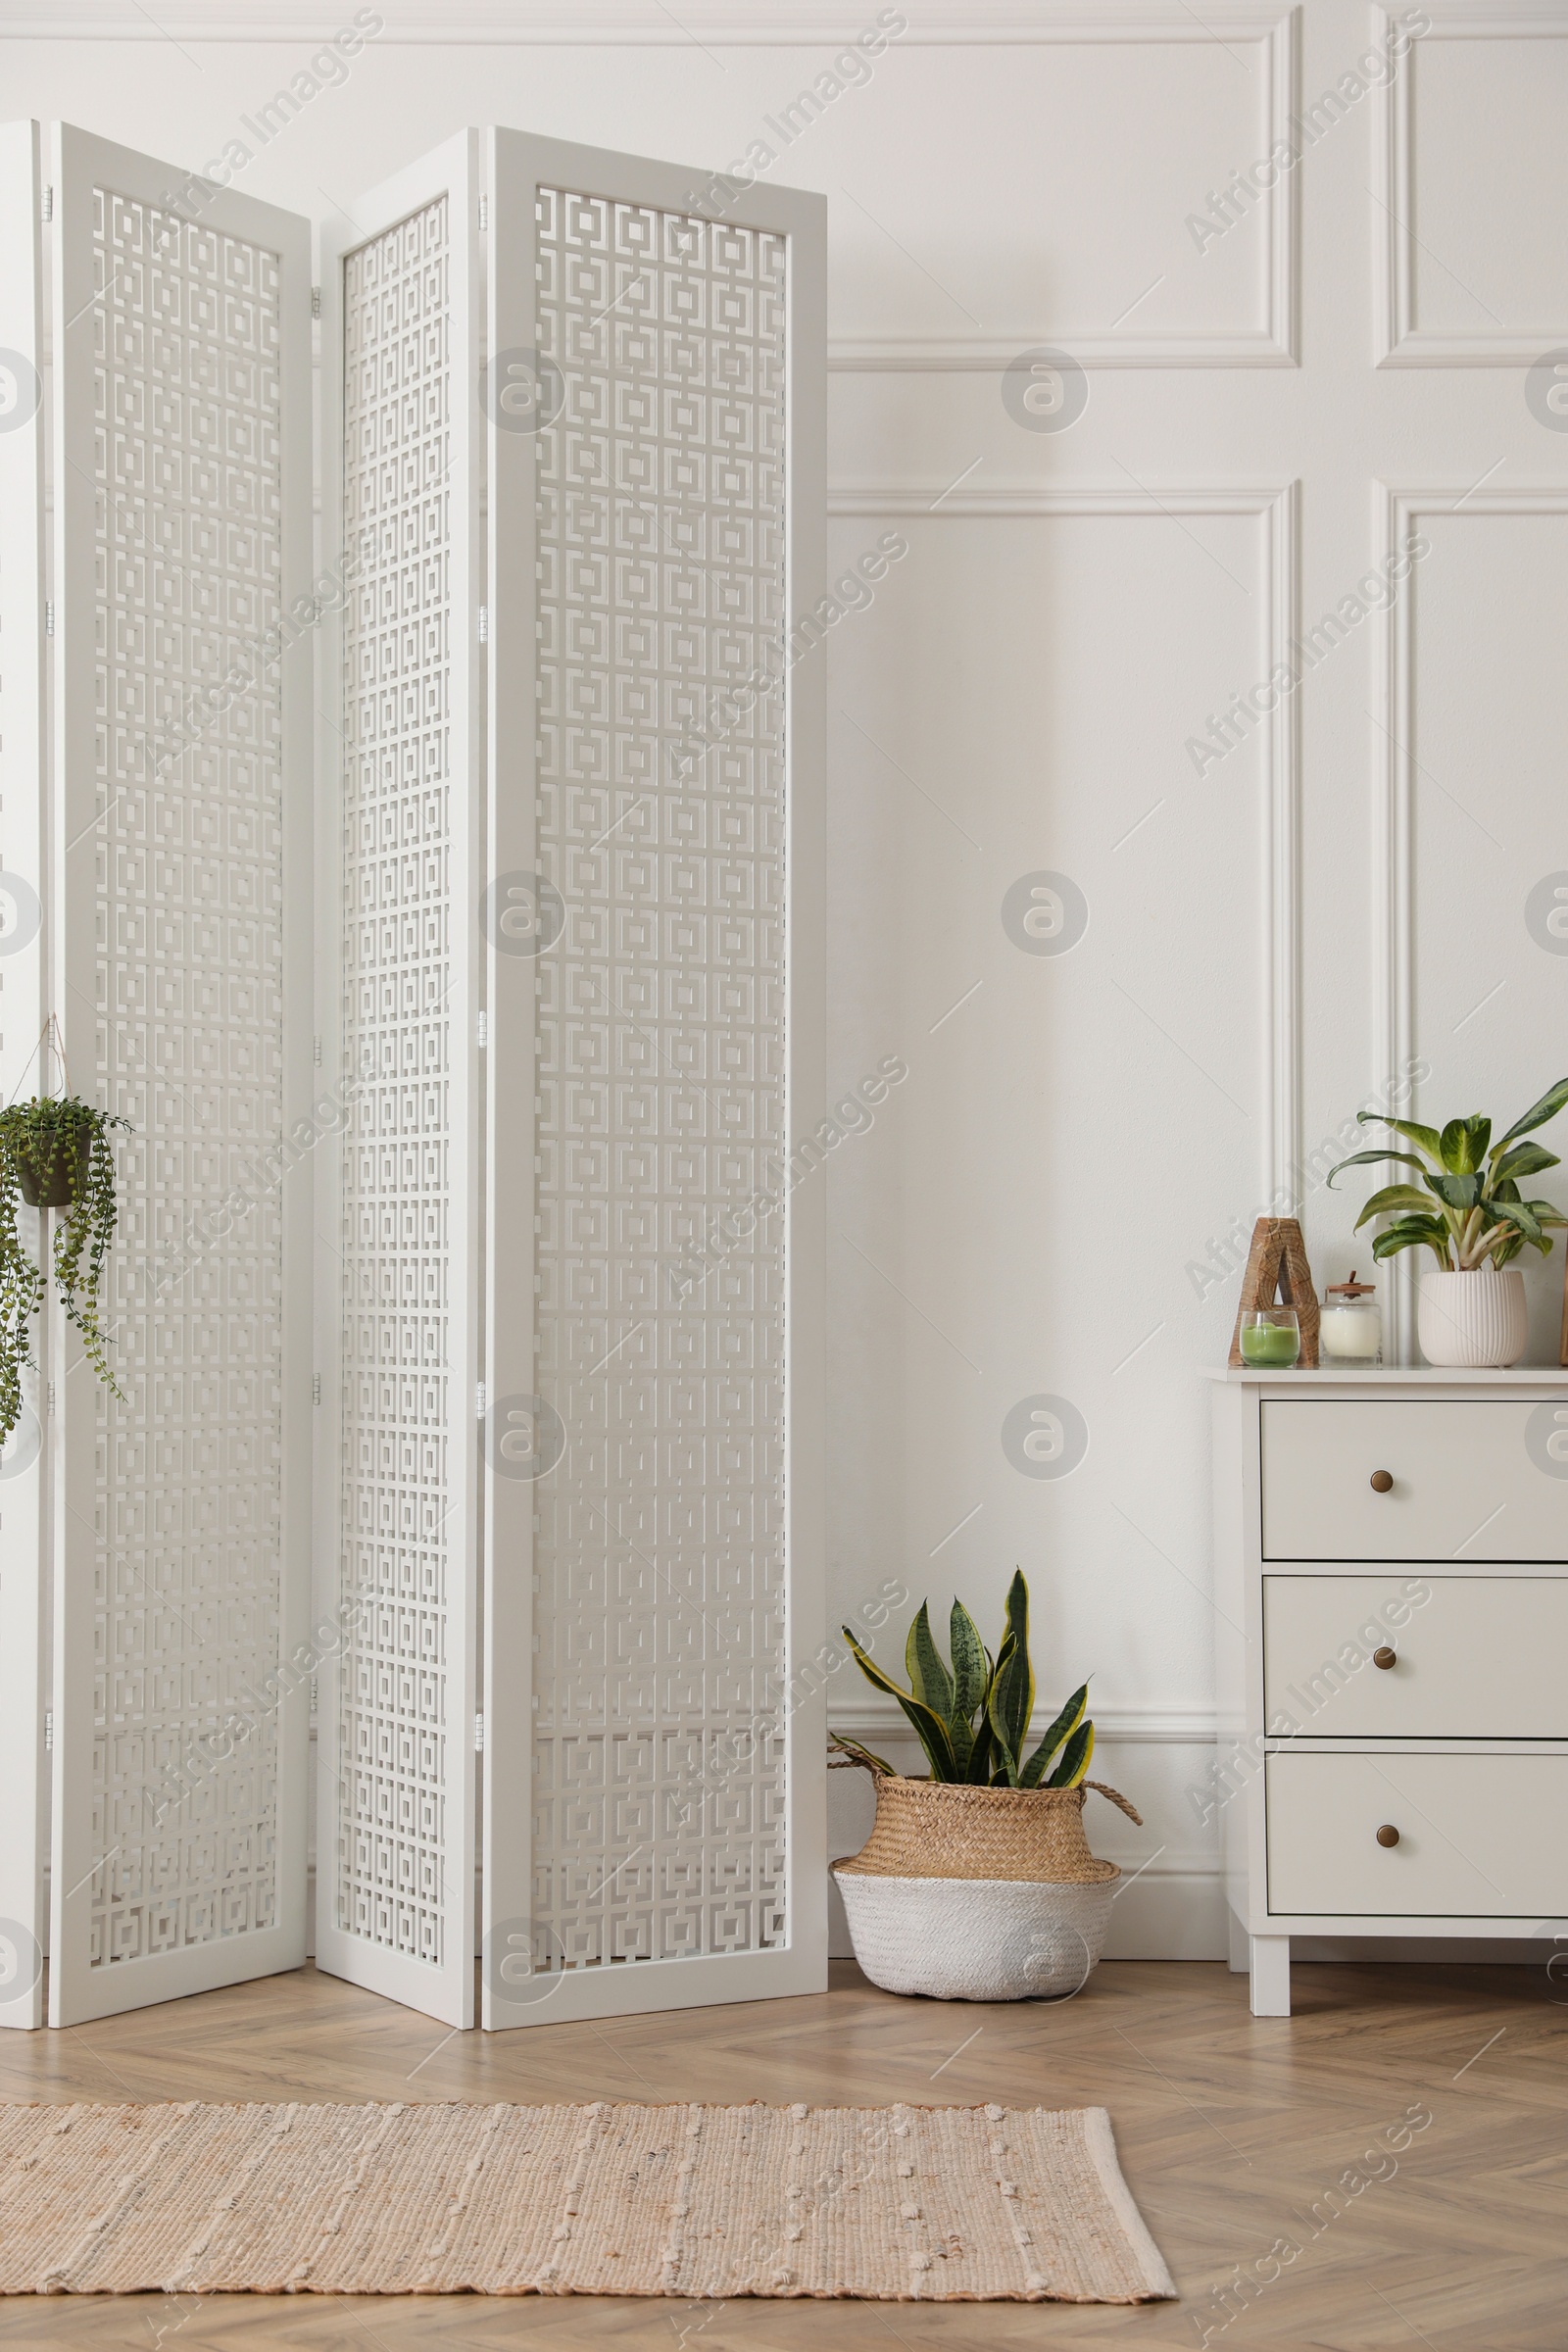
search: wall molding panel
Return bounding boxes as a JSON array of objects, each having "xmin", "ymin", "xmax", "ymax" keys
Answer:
[
  {"xmin": 827, "ymin": 7, "xmax": 1298, "ymax": 372},
  {"xmin": 1373, "ymin": 2, "xmax": 1568, "ymax": 367},
  {"xmin": 1372, "ymin": 482, "xmax": 1568, "ymax": 1362},
  {"xmin": 829, "ymin": 482, "xmax": 1300, "ymax": 1207}
]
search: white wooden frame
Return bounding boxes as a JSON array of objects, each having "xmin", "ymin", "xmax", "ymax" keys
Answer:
[
  {"xmin": 46, "ymin": 123, "xmax": 315, "ymax": 2026},
  {"xmin": 0, "ymin": 119, "xmax": 49, "ymax": 2032},
  {"xmin": 481, "ymin": 128, "xmax": 827, "ymax": 2028},
  {"xmin": 314, "ymin": 132, "xmax": 483, "ymax": 2028}
]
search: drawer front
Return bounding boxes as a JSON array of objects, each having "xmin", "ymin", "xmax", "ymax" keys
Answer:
[
  {"xmin": 1265, "ymin": 1751, "xmax": 1568, "ymax": 1916},
  {"xmin": 1260, "ymin": 1400, "xmax": 1568, "ymax": 1561},
  {"xmin": 1263, "ymin": 1574, "xmax": 1568, "ymax": 1738}
]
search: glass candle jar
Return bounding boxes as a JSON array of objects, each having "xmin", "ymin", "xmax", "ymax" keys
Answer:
[
  {"xmin": 1239, "ymin": 1306, "xmax": 1300, "ymax": 1367},
  {"xmin": 1320, "ymin": 1272, "xmax": 1381, "ymax": 1363}
]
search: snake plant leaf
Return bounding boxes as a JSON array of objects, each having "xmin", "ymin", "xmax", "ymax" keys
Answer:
[
  {"xmin": 1352, "ymin": 1183, "xmax": 1435, "ymax": 1228},
  {"xmin": 986, "ymin": 1573, "xmax": 1034, "ymax": 1782},
  {"xmin": 828, "ymin": 1732, "xmax": 896, "ymax": 1777},
  {"xmin": 1046, "ymin": 1717, "xmax": 1095, "ymax": 1788},
  {"xmin": 906, "ymin": 1601, "xmax": 955, "ymax": 1725},
  {"xmin": 840, "ymin": 1628, "xmax": 957, "ymax": 1781},
  {"xmin": 1325, "ymin": 1148, "xmax": 1433, "ymax": 1189},
  {"xmin": 949, "ymin": 1599, "xmax": 990, "ymax": 1729},
  {"xmin": 964, "ymin": 1717, "xmax": 996, "ymax": 1784},
  {"xmin": 1439, "ymin": 1115, "xmax": 1491, "ymax": 1175},
  {"xmin": 1492, "ymin": 1076, "xmax": 1568, "ymax": 1153},
  {"xmin": 1019, "ymin": 1681, "xmax": 1089, "ymax": 1788},
  {"xmin": 1494, "ymin": 1142, "xmax": 1561, "ymax": 1184},
  {"xmin": 1357, "ymin": 1113, "xmax": 1446, "ymax": 1159}
]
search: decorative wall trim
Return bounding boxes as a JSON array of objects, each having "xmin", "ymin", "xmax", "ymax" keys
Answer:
[
  {"xmin": 829, "ymin": 1697, "xmax": 1220, "ymax": 1745},
  {"xmin": 1373, "ymin": 2, "xmax": 1568, "ymax": 367},
  {"xmin": 1372, "ymin": 483, "xmax": 1568, "ymax": 1362},
  {"xmin": 832, "ymin": 6, "xmax": 1298, "ymax": 370},
  {"xmin": 828, "ymin": 482, "xmax": 1300, "ymax": 1208},
  {"xmin": 0, "ymin": 1, "xmax": 1296, "ymax": 43}
]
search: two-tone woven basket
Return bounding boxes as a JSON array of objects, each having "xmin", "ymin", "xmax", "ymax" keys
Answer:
[{"xmin": 832, "ymin": 1770, "xmax": 1143, "ymax": 2002}]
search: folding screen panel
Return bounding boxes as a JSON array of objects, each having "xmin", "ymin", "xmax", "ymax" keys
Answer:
[
  {"xmin": 46, "ymin": 128, "xmax": 315, "ymax": 2023},
  {"xmin": 0, "ymin": 115, "xmax": 821, "ymax": 2036},
  {"xmin": 0, "ymin": 120, "xmax": 49, "ymax": 2031},
  {"xmin": 314, "ymin": 135, "xmax": 482, "ymax": 2027},
  {"xmin": 481, "ymin": 133, "xmax": 826, "ymax": 2026}
]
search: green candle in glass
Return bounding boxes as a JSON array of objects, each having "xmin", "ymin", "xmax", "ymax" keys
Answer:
[{"xmin": 1239, "ymin": 1307, "xmax": 1300, "ymax": 1367}]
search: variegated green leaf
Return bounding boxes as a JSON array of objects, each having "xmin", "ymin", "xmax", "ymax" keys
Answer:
[
  {"xmin": 1492, "ymin": 1077, "xmax": 1568, "ymax": 1154},
  {"xmin": 1019, "ymin": 1682, "xmax": 1088, "ymax": 1788},
  {"xmin": 841, "ymin": 1627, "xmax": 957, "ymax": 1781},
  {"xmin": 1046, "ymin": 1718, "xmax": 1095, "ymax": 1788},
  {"xmin": 949, "ymin": 1599, "xmax": 989, "ymax": 1728},
  {"xmin": 906, "ymin": 1601, "xmax": 954, "ymax": 1725}
]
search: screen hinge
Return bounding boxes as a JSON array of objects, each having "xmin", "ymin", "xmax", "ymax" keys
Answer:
[
  {"xmin": 41, "ymin": 184, "xmax": 53, "ymax": 222},
  {"xmin": 476, "ymin": 1009, "xmax": 488, "ymax": 1049},
  {"xmin": 478, "ymin": 605, "xmax": 489, "ymax": 643},
  {"xmin": 474, "ymin": 1711, "xmax": 485, "ymax": 1752},
  {"xmin": 312, "ymin": 285, "xmax": 321, "ymax": 319},
  {"xmin": 44, "ymin": 602, "xmax": 54, "ymax": 637},
  {"xmin": 477, "ymin": 194, "xmax": 489, "ymax": 231},
  {"xmin": 476, "ymin": 1380, "xmax": 488, "ymax": 1419}
]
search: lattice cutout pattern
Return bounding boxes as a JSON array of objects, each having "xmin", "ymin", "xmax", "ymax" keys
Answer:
[
  {"xmin": 336, "ymin": 198, "xmax": 455, "ymax": 1966},
  {"xmin": 91, "ymin": 190, "xmax": 285, "ymax": 1965},
  {"xmin": 532, "ymin": 190, "xmax": 789, "ymax": 1969}
]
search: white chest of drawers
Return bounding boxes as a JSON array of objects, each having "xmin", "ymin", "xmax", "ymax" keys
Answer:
[{"xmin": 1208, "ymin": 1368, "xmax": 1568, "ymax": 2016}]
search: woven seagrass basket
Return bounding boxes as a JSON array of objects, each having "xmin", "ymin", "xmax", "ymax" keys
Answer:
[
  {"xmin": 832, "ymin": 1769, "xmax": 1143, "ymax": 2001},
  {"xmin": 835, "ymin": 1773, "xmax": 1140, "ymax": 1886}
]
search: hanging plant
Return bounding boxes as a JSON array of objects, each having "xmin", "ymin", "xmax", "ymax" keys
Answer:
[{"xmin": 0, "ymin": 1094, "xmax": 130, "ymax": 1447}]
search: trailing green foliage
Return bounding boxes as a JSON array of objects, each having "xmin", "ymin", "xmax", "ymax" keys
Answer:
[
  {"xmin": 1327, "ymin": 1079, "xmax": 1568, "ymax": 1270},
  {"xmin": 0, "ymin": 1096, "xmax": 128, "ymax": 1446},
  {"xmin": 835, "ymin": 1571, "xmax": 1094, "ymax": 1788}
]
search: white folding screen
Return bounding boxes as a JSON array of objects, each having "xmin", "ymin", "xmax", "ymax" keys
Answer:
[
  {"xmin": 42, "ymin": 128, "xmax": 315, "ymax": 2025},
  {"xmin": 314, "ymin": 135, "xmax": 482, "ymax": 2029},
  {"xmin": 480, "ymin": 133, "xmax": 826, "ymax": 2027},
  {"xmin": 0, "ymin": 117, "xmax": 821, "ymax": 2036}
]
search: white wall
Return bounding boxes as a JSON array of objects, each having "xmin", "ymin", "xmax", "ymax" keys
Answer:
[{"xmin": 10, "ymin": 0, "xmax": 1568, "ymax": 1961}]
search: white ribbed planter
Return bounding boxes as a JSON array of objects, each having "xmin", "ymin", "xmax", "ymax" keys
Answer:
[
  {"xmin": 832, "ymin": 1871, "xmax": 1117, "ymax": 2001},
  {"xmin": 1417, "ymin": 1267, "xmax": 1528, "ymax": 1367}
]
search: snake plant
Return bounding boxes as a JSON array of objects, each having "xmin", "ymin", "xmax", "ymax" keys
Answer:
[
  {"xmin": 1327, "ymin": 1077, "xmax": 1568, "ymax": 1269},
  {"xmin": 834, "ymin": 1569, "xmax": 1093, "ymax": 1788}
]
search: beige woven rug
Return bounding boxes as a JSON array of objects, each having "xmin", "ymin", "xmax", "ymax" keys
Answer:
[{"xmin": 0, "ymin": 2100, "xmax": 1174, "ymax": 2303}]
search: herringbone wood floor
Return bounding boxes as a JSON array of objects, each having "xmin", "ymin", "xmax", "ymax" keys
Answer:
[{"xmin": 0, "ymin": 1958, "xmax": 1560, "ymax": 2349}]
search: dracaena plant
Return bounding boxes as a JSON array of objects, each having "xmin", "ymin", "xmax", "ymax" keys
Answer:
[
  {"xmin": 1327, "ymin": 1078, "xmax": 1568, "ymax": 1270},
  {"xmin": 832, "ymin": 1569, "xmax": 1094, "ymax": 1789}
]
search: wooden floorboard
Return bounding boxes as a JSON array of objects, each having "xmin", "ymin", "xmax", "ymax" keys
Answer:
[{"xmin": 0, "ymin": 1957, "xmax": 1561, "ymax": 2348}]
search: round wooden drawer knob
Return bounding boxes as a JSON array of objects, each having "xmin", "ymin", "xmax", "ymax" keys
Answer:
[
  {"xmin": 1376, "ymin": 1824, "xmax": 1400, "ymax": 1848},
  {"xmin": 1373, "ymin": 1645, "xmax": 1396, "ymax": 1670},
  {"xmin": 1369, "ymin": 1470, "xmax": 1395, "ymax": 1493}
]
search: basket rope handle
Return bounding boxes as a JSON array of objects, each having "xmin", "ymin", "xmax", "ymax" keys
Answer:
[{"xmin": 1084, "ymin": 1779, "xmax": 1143, "ymax": 1826}]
